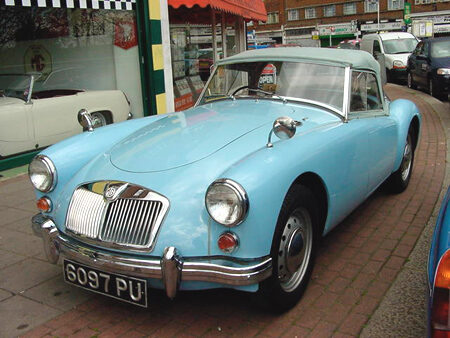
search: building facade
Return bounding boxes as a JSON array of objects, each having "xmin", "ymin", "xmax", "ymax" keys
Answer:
[{"xmin": 252, "ymin": 0, "xmax": 450, "ymax": 47}]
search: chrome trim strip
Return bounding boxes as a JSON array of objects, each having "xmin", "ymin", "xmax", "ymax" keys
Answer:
[
  {"xmin": 32, "ymin": 215, "xmax": 272, "ymax": 297},
  {"xmin": 343, "ymin": 66, "xmax": 351, "ymax": 122}
]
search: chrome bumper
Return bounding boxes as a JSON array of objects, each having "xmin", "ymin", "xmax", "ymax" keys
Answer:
[{"xmin": 32, "ymin": 214, "xmax": 272, "ymax": 299}]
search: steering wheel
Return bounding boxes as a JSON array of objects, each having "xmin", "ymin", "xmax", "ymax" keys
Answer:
[{"xmin": 231, "ymin": 85, "xmax": 249, "ymax": 96}]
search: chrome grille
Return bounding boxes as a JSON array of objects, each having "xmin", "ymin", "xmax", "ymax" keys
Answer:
[
  {"xmin": 100, "ymin": 199, "xmax": 163, "ymax": 246},
  {"xmin": 66, "ymin": 188, "xmax": 106, "ymax": 238},
  {"xmin": 65, "ymin": 181, "xmax": 169, "ymax": 251}
]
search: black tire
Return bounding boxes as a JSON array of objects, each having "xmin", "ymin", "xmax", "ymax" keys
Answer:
[
  {"xmin": 256, "ymin": 185, "xmax": 320, "ymax": 312},
  {"xmin": 386, "ymin": 130, "xmax": 414, "ymax": 193},
  {"xmin": 407, "ymin": 72, "xmax": 417, "ymax": 90}
]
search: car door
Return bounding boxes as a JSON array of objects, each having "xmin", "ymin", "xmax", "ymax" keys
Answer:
[
  {"xmin": 348, "ymin": 70, "xmax": 397, "ymax": 194},
  {"xmin": 0, "ymin": 99, "xmax": 34, "ymax": 157},
  {"xmin": 415, "ymin": 42, "xmax": 430, "ymax": 86},
  {"xmin": 409, "ymin": 42, "xmax": 421, "ymax": 82},
  {"xmin": 30, "ymin": 94, "xmax": 82, "ymax": 149}
]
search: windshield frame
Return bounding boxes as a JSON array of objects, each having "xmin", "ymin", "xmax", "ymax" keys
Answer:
[
  {"xmin": 0, "ymin": 74, "xmax": 36, "ymax": 103},
  {"xmin": 195, "ymin": 61, "xmax": 353, "ymax": 121}
]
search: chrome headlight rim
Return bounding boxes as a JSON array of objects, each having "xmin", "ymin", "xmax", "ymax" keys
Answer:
[
  {"xmin": 29, "ymin": 155, "xmax": 57, "ymax": 193},
  {"xmin": 205, "ymin": 178, "xmax": 249, "ymax": 227}
]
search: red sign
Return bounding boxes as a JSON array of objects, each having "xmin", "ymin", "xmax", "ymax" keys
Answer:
[
  {"xmin": 175, "ymin": 94, "xmax": 194, "ymax": 111},
  {"xmin": 114, "ymin": 20, "xmax": 138, "ymax": 50}
]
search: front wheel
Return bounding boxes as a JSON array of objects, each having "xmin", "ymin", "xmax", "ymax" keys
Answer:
[
  {"xmin": 256, "ymin": 185, "xmax": 319, "ymax": 312},
  {"xmin": 386, "ymin": 131, "xmax": 414, "ymax": 193}
]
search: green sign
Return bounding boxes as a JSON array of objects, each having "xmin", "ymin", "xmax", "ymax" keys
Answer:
[{"xmin": 404, "ymin": 2, "xmax": 412, "ymax": 25}]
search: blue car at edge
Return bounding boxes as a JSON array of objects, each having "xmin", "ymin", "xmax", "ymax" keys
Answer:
[{"xmin": 29, "ymin": 47, "xmax": 421, "ymax": 312}]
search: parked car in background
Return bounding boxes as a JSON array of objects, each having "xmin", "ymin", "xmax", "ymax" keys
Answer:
[
  {"xmin": 407, "ymin": 37, "xmax": 450, "ymax": 101},
  {"xmin": 428, "ymin": 186, "xmax": 450, "ymax": 337},
  {"xmin": 30, "ymin": 48, "xmax": 420, "ymax": 312},
  {"xmin": 361, "ymin": 32, "xmax": 419, "ymax": 82},
  {"xmin": 337, "ymin": 39, "xmax": 361, "ymax": 50},
  {"xmin": 0, "ymin": 73, "xmax": 132, "ymax": 158}
]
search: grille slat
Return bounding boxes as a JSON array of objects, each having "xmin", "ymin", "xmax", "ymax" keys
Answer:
[{"xmin": 65, "ymin": 182, "xmax": 169, "ymax": 250}]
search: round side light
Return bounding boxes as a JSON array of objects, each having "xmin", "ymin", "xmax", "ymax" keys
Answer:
[{"xmin": 218, "ymin": 232, "xmax": 239, "ymax": 253}]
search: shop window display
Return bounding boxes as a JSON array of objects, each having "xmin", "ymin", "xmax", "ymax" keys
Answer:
[{"xmin": 0, "ymin": 5, "xmax": 144, "ymax": 117}]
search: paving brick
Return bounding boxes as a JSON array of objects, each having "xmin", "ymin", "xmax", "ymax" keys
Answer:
[
  {"xmin": 338, "ymin": 312, "xmax": 368, "ymax": 336},
  {"xmin": 309, "ymin": 321, "xmax": 337, "ymax": 338},
  {"xmin": 280, "ymin": 325, "xmax": 310, "ymax": 337}
]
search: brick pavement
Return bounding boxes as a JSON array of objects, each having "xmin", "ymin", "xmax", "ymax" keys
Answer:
[{"xmin": 1, "ymin": 85, "xmax": 446, "ymax": 337}]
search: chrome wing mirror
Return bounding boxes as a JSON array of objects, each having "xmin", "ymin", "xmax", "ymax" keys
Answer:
[
  {"xmin": 77, "ymin": 109, "xmax": 94, "ymax": 132},
  {"xmin": 267, "ymin": 116, "xmax": 302, "ymax": 148}
]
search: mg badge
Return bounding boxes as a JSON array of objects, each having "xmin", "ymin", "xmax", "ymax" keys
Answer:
[
  {"xmin": 104, "ymin": 183, "xmax": 128, "ymax": 202},
  {"xmin": 105, "ymin": 186, "xmax": 117, "ymax": 199}
]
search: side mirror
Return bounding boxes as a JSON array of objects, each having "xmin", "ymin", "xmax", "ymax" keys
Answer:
[
  {"xmin": 267, "ymin": 116, "xmax": 302, "ymax": 148},
  {"xmin": 77, "ymin": 109, "xmax": 94, "ymax": 132}
]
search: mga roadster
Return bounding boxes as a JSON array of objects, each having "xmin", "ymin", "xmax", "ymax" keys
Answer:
[
  {"xmin": 0, "ymin": 73, "xmax": 132, "ymax": 158},
  {"xmin": 30, "ymin": 48, "xmax": 421, "ymax": 311}
]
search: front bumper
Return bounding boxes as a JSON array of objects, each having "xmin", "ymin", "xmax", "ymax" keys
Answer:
[{"xmin": 32, "ymin": 214, "xmax": 272, "ymax": 298}]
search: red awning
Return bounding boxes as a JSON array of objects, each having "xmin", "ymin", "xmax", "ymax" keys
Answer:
[{"xmin": 168, "ymin": 0, "xmax": 267, "ymax": 22}]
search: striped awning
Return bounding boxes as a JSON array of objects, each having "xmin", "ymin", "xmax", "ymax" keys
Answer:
[
  {"xmin": 169, "ymin": 0, "xmax": 267, "ymax": 22},
  {"xmin": 1, "ymin": 0, "xmax": 135, "ymax": 10}
]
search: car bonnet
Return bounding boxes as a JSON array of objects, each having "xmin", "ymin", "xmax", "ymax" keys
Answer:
[{"xmin": 109, "ymin": 100, "xmax": 290, "ymax": 172}]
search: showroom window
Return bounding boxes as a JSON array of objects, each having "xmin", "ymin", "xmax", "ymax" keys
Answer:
[
  {"xmin": 343, "ymin": 2, "xmax": 357, "ymax": 15},
  {"xmin": 388, "ymin": 0, "xmax": 404, "ymax": 10},
  {"xmin": 323, "ymin": 5, "xmax": 336, "ymax": 17},
  {"xmin": 364, "ymin": 0, "xmax": 378, "ymax": 12},
  {"xmin": 305, "ymin": 7, "xmax": 316, "ymax": 19},
  {"xmin": 288, "ymin": 9, "xmax": 299, "ymax": 21},
  {"xmin": 0, "ymin": 2, "xmax": 144, "ymax": 117}
]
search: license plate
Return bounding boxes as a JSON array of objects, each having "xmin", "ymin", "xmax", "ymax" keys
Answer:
[{"xmin": 63, "ymin": 259, "xmax": 147, "ymax": 307}]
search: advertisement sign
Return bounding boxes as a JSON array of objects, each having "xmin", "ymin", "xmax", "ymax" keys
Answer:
[
  {"xmin": 24, "ymin": 45, "xmax": 52, "ymax": 80},
  {"xmin": 412, "ymin": 20, "xmax": 434, "ymax": 37},
  {"xmin": 404, "ymin": 2, "xmax": 412, "ymax": 25},
  {"xmin": 361, "ymin": 21, "xmax": 403, "ymax": 31},
  {"xmin": 318, "ymin": 23, "xmax": 357, "ymax": 36}
]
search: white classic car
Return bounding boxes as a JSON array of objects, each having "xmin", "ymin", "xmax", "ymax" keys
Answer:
[{"xmin": 0, "ymin": 73, "xmax": 132, "ymax": 158}]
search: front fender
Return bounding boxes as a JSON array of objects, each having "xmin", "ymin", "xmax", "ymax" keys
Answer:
[{"xmin": 389, "ymin": 99, "xmax": 421, "ymax": 172}]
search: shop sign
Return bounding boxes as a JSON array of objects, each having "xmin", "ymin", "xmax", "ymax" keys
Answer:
[
  {"xmin": 318, "ymin": 23, "xmax": 356, "ymax": 36},
  {"xmin": 403, "ymin": 2, "xmax": 411, "ymax": 25},
  {"xmin": 259, "ymin": 63, "xmax": 277, "ymax": 86},
  {"xmin": 24, "ymin": 45, "xmax": 52, "ymax": 80},
  {"xmin": 312, "ymin": 30, "xmax": 319, "ymax": 40},
  {"xmin": 361, "ymin": 21, "xmax": 403, "ymax": 31},
  {"xmin": 114, "ymin": 20, "xmax": 137, "ymax": 50},
  {"xmin": 412, "ymin": 20, "xmax": 433, "ymax": 37},
  {"xmin": 174, "ymin": 78, "xmax": 193, "ymax": 112},
  {"xmin": 410, "ymin": 15, "xmax": 450, "ymax": 25},
  {"xmin": 434, "ymin": 24, "xmax": 450, "ymax": 33}
]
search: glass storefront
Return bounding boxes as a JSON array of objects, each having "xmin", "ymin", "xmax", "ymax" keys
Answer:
[
  {"xmin": 0, "ymin": 4, "xmax": 144, "ymax": 117},
  {"xmin": 168, "ymin": 10, "xmax": 244, "ymax": 111}
]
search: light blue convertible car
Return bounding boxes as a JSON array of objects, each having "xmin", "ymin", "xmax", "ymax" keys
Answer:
[{"xmin": 30, "ymin": 48, "xmax": 421, "ymax": 311}]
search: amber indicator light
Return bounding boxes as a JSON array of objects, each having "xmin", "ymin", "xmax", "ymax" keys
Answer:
[
  {"xmin": 37, "ymin": 197, "xmax": 51, "ymax": 212},
  {"xmin": 218, "ymin": 232, "xmax": 238, "ymax": 253}
]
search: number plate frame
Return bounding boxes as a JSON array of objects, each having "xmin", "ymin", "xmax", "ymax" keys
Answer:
[{"xmin": 63, "ymin": 259, "xmax": 148, "ymax": 307}]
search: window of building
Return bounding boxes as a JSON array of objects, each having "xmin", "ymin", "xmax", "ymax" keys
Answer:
[
  {"xmin": 388, "ymin": 0, "xmax": 404, "ymax": 10},
  {"xmin": 305, "ymin": 7, "xmax": 316, "ymax": 19},
  {"xmin": 287, "ymin": 9, "xmax": 299, "ymax": 21},
  {"xmin": 343, "ymin": 2, "xmax": 357, "ymax": 15},
  {"xmin": 267, "ymin": 12, "xmax": 279, "ymax": 24},
  {"xmin": 0, "ymin": 5, "xmax": 144, "ymax": 117},
  {"xmin": 364, "ymin": 0, "xmax": 378, "ymax": 13},
  {"xmin": 323, "ymin": 5, "xmax": 336, "ymax": 17}
]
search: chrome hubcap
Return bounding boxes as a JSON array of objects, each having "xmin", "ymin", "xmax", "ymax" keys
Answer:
[
  {"xmin": 401, "ymin": 139, "xmax": 412, "ymax": 181},
  {"xmin": 278, "ymin": 207, "xmax": 313, "ymax": 292}
]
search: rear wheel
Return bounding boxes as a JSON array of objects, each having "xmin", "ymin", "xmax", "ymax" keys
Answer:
[
  {"xmin": 256, "ymin": 185, "xmax": 319, "ymax": 312},
  {"xmin": 386, "ymin": 130, "xmax": 414, "ymax": 193}
]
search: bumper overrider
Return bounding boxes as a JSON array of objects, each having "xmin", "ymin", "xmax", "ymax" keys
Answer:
[{"xmin": 32, "ymin": 214, "xmax": 273, "ymax": 299}]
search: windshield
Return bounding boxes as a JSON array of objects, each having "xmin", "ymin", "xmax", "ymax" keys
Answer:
[
  {"xmin": 382, "ymin": 38, "xmax": 418, "ymax": 54},
  {"xmin": 431, "ymin": 41, "xmax": 450, "ymax": 58},
  {"xmin": 199, "ymin": 61, "xmax": 346, "ymax": 112},
  {"xmin": 0, "ymin": 74, "xmax": 33, "ymax": 100}
]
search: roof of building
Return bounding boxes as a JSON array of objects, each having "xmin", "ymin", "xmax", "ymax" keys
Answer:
[{"xmin": 218, "ymin": 47, "xmax": 380, "ymax": 73}]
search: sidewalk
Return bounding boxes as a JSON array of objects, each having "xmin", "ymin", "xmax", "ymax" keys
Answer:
[{"xmin": 0, "ymin": 85, "xmax": 448, "ymax": 337}]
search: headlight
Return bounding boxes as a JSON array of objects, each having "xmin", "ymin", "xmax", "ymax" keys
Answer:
[
  {"xmin": 205, "ymin": 179, "xmax": 248, "ymax": 226},
  {"xmin": 393, "ymin": 60, "xmax": 405, "ymax": 68},
  {"xmin": 28, "ymin": 155, "xmax": 57, "ymax": 192},
  {"xmin": 437, "ymin": 68, "xmax": 450, "ymax": 75}
]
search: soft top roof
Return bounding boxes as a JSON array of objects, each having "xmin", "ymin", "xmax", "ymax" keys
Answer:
[{"xmin": 217, "ymin": 47, "xmax": 380, "ymax": 73}]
